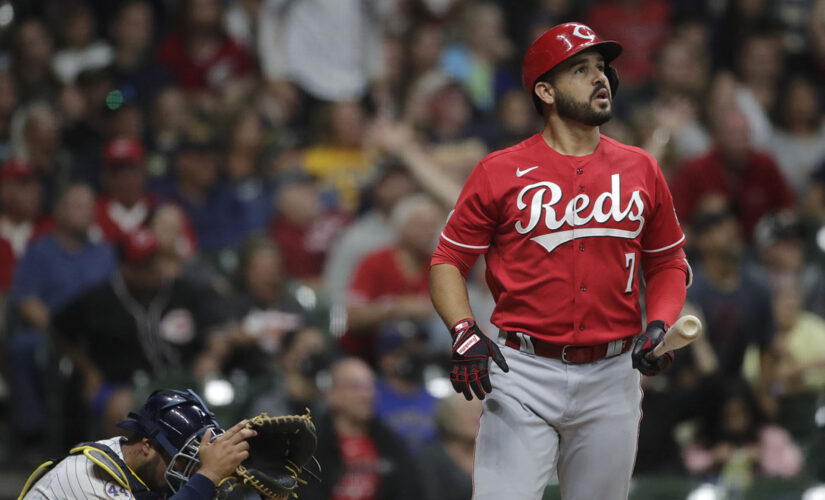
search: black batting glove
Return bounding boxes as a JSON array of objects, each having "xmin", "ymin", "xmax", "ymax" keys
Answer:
[
  {"xmin": 450, "ymin": 318, "xmax": 509, "ymax": 401},
  {"xmin": 631, "ymin": 320, "xmax": 674, "ymax": 376}
]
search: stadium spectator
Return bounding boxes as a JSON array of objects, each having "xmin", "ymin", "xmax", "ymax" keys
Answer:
[
  {"xmin": 51, "ymin": 1, "xmax": 114, "ymax": 85},
  {"xmin": 257, "ymin": 0, "xmax": 392, "ymax": 102},
  {"xmin": 300, "ymin": 357, "xmax": 422, "ymax": 500},
  {"xmin": 269, "ymin": 173, "xmax": 350, "ymax": 286},
  {"xmin": 12, "ymin": 18, "xmax": 59, "ymax": 103},
  {"xmin": 374, "ymin": 326, "xmax": 438, "ymax": 451},
  {"xmin": 682, "ymin": 377, "xmax": 802, "ymax": 485},
  {"xmin": 302, "ymin": 100, "xmax": 372, "ymax": 212},
  {"xmin": 52, "ymin": 229, "xmax": 229, "ymax": 434},
  {"xmin": 156, "ymin": 0, "xmax": 255, "ymax": 95},
  {"xmin": 439, "ymin": 2, "xmax": 515, "ymax": 112},
  {"xmin": 733, "ymin": 30, "xmax": 785, "ymax": 149},
  {"xmin": 585, "ymin": 0, "xmax": 671, "ymax": 88},
  {"xmin": 225, "ymin": 109, "xmax": 274, "ymax": 235},
  {"xmin": 768, "ymin": 74, "xmax": 825, "ymax": 197},
  {"xmin": 687, "ymin": 202, "xmax": 776, "ymax": 378},
  {"xmin": 670, "ymin": 107, "xmax": 795, "ymax": 241},
  {"xmin": 16, "ymin": 102, "xmax": 70, "ymax": 210},
  {"xmin": 248, "ymin": 325, "xmax": 333, "ymax": 417},
  {"xmin": 157, "ymin": 123, "xmax": 247, "ymax": 257},
  {"xmin": 109, "ymin": 0, "xmax": 175, "ymax": 110},
  {"xmin": 5, "ymin": 183, "xmax": 116, "ymax": 446},
  {"xmin": 416, "ymin": 394, "xmax": 482, "ymax": 500},
  {"xmin": 149, "ymin": 203, "xmax": 217, "ymax": 291},
  {"xmin": 0, "ymin": 159, "xmax": 50, "ymax": 257},
  {"xmin": 220, "ymin": 237, "xmax": 308, "ymax": 376},
  {"xmin": 0, "ymin": 72, "xmax": 19, "ymax": 162},
  {"xmin": 344, "ymin": 195, "xmax": 441, "ymax": 362},
  {"xmin": 95, "ymin": 138, "xmax": 157, "ymax": 243},
  {"xmin": 323, "ymin": 161, "xmax": 417, "ymax": 310}
]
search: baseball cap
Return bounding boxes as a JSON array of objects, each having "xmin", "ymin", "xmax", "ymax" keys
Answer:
[
  {"xmin": 0, "ymin": 159, "xmax": 36, "ymax": 183},
  {"xmin": 104, "ymin": 138, "xmax": 145, "ymax": 167},
  {"xmin": 120, "ymin": 229, "xmax": 159, "ymax": 265}
]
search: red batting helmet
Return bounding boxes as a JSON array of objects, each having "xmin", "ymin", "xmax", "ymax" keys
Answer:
[{"xmin": 522, "ymin": 22, "xmax": 622, "ymax": 93}]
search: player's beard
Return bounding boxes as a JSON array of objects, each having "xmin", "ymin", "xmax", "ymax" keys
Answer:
[{"xmin": 554, "ymin": 85, "xmax": 612, "ymax": 126}]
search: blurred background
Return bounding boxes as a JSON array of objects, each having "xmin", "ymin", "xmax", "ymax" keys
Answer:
[{"xmin": 0, "ymin": 0, "xmax": 824, "ymax": 498}]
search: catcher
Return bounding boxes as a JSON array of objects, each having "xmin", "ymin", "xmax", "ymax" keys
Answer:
[{"xmin": 18, "ymin": 389, "xmax": 318, "ymax": 500}]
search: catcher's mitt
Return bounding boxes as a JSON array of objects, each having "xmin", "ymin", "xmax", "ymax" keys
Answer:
[{"xmin": 216, "ymin": 410, "xmax": 318, "ymax": 499}]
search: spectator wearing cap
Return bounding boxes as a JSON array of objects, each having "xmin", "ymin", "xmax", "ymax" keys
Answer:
[
  {"xmin": 155, "ymin": 124, "xmax": 247, "ymax": 258},
  {"xmin": 52, "ymin": 228, "xmax": 231, "ymax": 436},
  {"xmin": 96, "ymin": 138, "xmax": 159, "ymax": 243},
  {"xmin": 670, "ymin": 107, "xmax": 795, "ymax": 241},
  {"xmin": 374, "ymin": 325, "xmax": 438, "ymax": 452},
  {"xmin": 0, "ymin": 159, "xmax": 52, "ymax": 257},
  {"xmin": 12, "ymin": 18, "xmax": 60, "ymax": 103},
  {"xmin": 5, "ymin": 183, "xmax": 116, "ymax": 447},
  {"xmin": 344, "ymin": 195, "xmax": 442, "ymax": 363}
]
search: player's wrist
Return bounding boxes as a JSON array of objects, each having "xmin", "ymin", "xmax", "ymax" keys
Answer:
[{"xmin": 449, "ymin": 318, "xmax": 476, "ymax": 339}]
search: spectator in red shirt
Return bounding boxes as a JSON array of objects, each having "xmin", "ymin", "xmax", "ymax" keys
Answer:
[
  {"xmin": 344, "ymin": 195, "xmax": 442, "ymax": 362},
  {"xmin": 669, "ymin": 107, "xmax": 795, "ymax": 240},
  {"xmin": 0, "ymin": 159, "xmax": 51, "ymax": 259},
  {"xmin": 156, "ymin": 0, "xmax": 254, "ymax": 95},
  {"xmin": 299, "ymin": 357, "xmax": 422, "ymax": 500},
  {"xmin": 95, "ymin": 138, "xmax": 157, "ymax": 243},
  {"xmin": 269, "ymin": 173, "xmax": 350, "ymax": 288}
]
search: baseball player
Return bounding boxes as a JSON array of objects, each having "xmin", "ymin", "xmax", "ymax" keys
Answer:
[
  {"xmin": 19, "ymin": 389, "xmax": 258, "ymax": 500},
  {"xmin": 429, "ymin": 23, "xmax": 691, "ymax": 500}
]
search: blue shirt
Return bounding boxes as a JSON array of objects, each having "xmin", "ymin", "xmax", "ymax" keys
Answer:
[
  {"xmin": 11, "ymin": 234, "xmax": 116, "ymax": 312},
  {"xmin": 374, "ymin": 380, "xmax": 438, "ymax": 452},
  {"xmin": 163, "ymin": 183, "xmax": 248, "ymax": 252}
]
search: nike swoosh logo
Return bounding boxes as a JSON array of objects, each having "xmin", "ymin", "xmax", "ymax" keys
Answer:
[{"xmin": 516, "ymin": 166, "xmax": 539, "ymax": 177}]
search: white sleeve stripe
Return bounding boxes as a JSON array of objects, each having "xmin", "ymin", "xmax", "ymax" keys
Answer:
[
  {"xmin": 440, "ymin": 232, "xmax": 490, "ymax": 250},
  {"xmin": 641, "ymin": 234, "xmax": 685, "ymax": 253}
]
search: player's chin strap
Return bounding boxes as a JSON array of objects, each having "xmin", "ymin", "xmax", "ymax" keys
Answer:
[{"xmin": 18, "ymin": 442, "xmax": 160, "ymax": 500}]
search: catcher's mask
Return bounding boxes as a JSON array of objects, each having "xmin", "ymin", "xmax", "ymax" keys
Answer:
[{"xmin": 116, "ymin": 389, "xmax": 223, "ymax": 492}]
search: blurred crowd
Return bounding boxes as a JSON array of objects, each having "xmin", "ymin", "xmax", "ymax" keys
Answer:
[{"xmin": 1, "ymin": 0, "xmax": 825, "ymax": 496}]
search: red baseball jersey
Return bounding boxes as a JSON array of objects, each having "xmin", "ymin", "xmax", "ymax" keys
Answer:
[{"xmin": 433, "ymin": 133, "xmax": 685, "ymax": 345}]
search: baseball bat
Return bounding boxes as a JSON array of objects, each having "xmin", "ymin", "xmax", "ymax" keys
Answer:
[{"xmin": 646, "ymin": 314, "xmax": 702, "ymax": 360}]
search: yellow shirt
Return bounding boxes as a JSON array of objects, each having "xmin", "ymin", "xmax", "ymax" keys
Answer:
[{"xmin": 302, "ymin": 146, "xmax": 371, "ymax": 212}]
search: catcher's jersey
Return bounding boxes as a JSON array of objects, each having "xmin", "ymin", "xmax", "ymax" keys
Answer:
[
  {"xmin": 438, "ymin": 133, "xmax": 684, "ymax": 345},
  {"xmin": 22, "ymin": 437, "xmax": 136, "ymax": 500}
]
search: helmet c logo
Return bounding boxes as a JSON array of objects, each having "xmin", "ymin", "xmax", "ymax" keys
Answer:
[{"xmin": 572, "ymin": 24, "xmax": 596, "ymax": 42}]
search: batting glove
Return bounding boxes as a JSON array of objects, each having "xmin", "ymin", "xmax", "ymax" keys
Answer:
[
  {"xmin": 450, "ymin": 318, "xmax": 509, "ymax": 401},
  {"xmin": 631, "ymin": 320, "xmax": 674, "ymax": 376}
]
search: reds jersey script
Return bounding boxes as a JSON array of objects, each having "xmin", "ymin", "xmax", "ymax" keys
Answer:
[{"xmin": 440, "ymin": 133, "xmax": 684, "ymax": 345}]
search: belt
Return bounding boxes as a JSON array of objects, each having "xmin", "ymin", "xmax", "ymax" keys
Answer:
[{"xmin": 501, "ymin": 330, "xmax": 635, "ymax": 364}]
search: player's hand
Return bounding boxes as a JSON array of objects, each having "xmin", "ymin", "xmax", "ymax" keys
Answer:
[
  {"xmin": 631, "ymin": 320, "xmax": 674, "ymax": 376},
  {"xmin": 197, "ymin": 421, "xmax": 257, "ymax": 485},
  {"xmin": 450, "ymin": 318, "xmax": 509, "ymax": 401}
]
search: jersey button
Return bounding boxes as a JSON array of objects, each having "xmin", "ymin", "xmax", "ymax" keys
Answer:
[
  {"xmin": 577, "ymin": 168, "xmax": 583, "ymax": 175},
  {"xmin": 579, "ymin": 325, "xmax": 585, "ymax": 331},
  {"xmin": 580, "ymin": 285, "xmax": 587, "ymax": 292},
  {"xmin": 579, "ymin": 243, "xmax": 585, "ymax": 251},
  {"xmin": 579, "ymin": 185, "xmax": 585, "ymax": 192}
]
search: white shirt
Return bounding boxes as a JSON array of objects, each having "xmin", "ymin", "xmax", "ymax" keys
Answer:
[
  {"xmin": 257, "ymin": 0, "xmax": 392, "ymax": 100},
  {"xmin": 23, "ymin": 437, "xmax": 136, "ymax": 500}
]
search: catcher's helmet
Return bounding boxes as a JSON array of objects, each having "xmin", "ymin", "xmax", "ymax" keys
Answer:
[
  {"xmin": 117, "ymin": 389, "xmax": 223, "ymax": 492},
  {"xmin": 522, "ymin": 22, "xmax": 622, "ymax": 94}
]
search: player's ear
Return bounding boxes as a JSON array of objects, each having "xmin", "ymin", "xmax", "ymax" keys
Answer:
[{"xmin": 534, "ymin": 82, "xmax": 555, "ymax": 107}]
